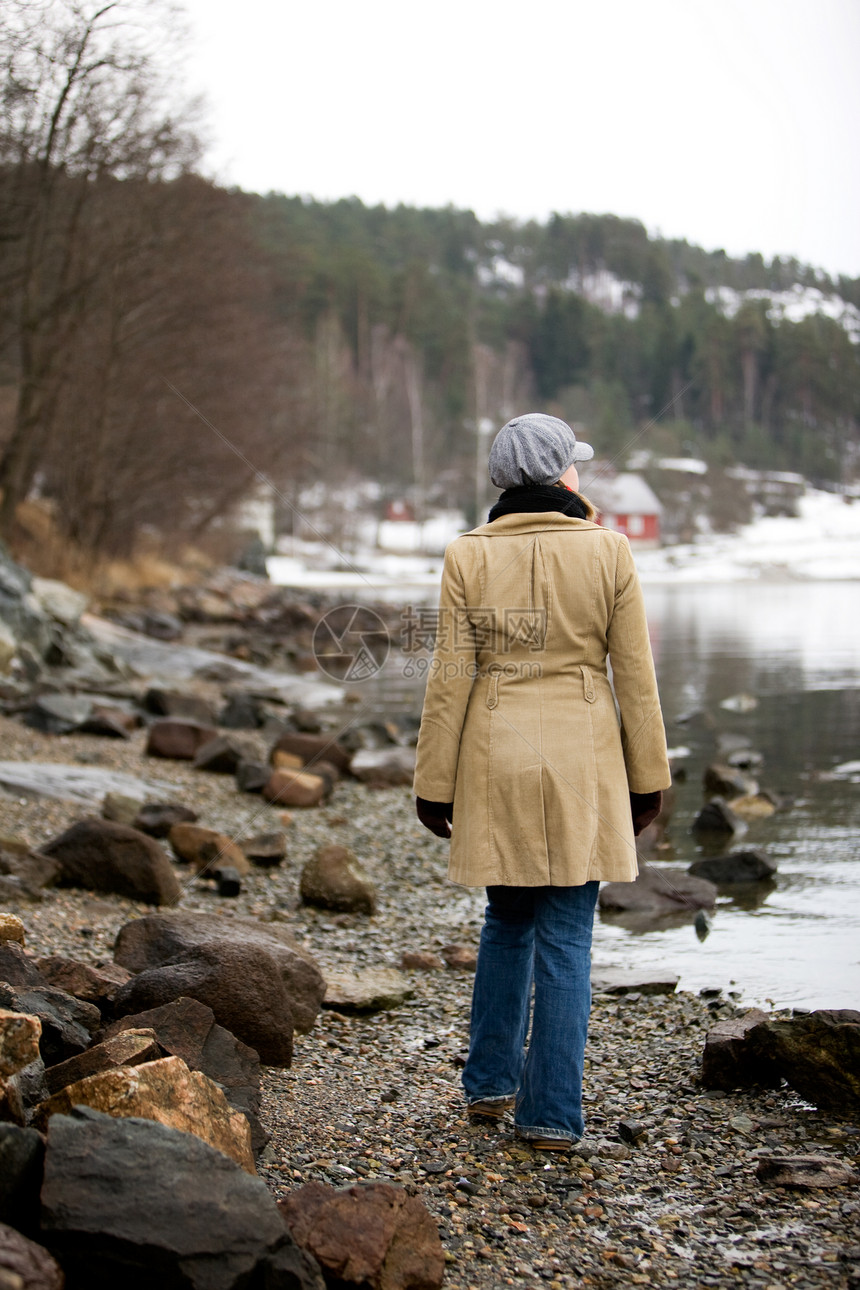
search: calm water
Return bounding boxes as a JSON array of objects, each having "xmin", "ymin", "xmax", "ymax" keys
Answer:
[
  {"xmin": 609, "ymin": 580, "xmax": 860, "ymax": 1010},
  {"xmin": 366, "ymin": 580, "xmax": 860, "ymax": 1011}
]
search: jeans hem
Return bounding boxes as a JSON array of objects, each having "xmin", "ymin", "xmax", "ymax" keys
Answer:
[
  {"xmin": 467, "ymin": 1093, "xmax": 516, "ymax": 1107},
  {"xmin": 515, "ymin": 1124, "xmax": 578, "ymax": 1143}
]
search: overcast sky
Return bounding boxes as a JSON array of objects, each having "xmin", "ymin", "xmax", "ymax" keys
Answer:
[{"xmin": 180, "ymin": 0, "xmax": 860, "ymax": 279}]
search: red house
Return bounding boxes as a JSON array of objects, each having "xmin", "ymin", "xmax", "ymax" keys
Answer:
[{"xmin": 580, "ymin": 473, "xmax": 662, "ymax": 546}]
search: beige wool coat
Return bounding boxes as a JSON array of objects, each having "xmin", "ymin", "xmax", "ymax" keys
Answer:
[{"xmin": 412, "ymin": 511, "xmax": 671, "ymax": 888}]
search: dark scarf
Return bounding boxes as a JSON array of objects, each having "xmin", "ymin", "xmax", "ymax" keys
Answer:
[{"xmin": 488, "ymin": 483, "xmax": 591, "ymax": 523}]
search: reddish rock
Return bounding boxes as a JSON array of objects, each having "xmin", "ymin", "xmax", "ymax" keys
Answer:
[
  {"xmin": 168, "ymin": 823, "xmax": 250, "ymax": 876},
  {"xmin": 145, "ymin": 718, "xmax": 219, "ymax": 760},
  {"xmin": 33, "ymin": 955, "xmax": 131, "ymax": 1006},
  {"xmin": 279, "ymin": 1180, "xmax": 444, "ymax": 1290},
  {"xmin": 34, "ymin": 1055, "xmax": 255, "ymax": 1173},
  {"xmin": 400, "ymin": 951, "xmax": 443, "ymax": 971},
  {"xmin": 440, "ymin": 944, "xmax": 478, "ymax": 971}
]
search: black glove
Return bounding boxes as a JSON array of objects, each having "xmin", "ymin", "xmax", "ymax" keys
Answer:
[
  {"xmin": 416, "ymin": 797, "xmax": 453, "ymax": 838},
  {"xmin": 630, "ymin": 790, "xmax": 662, "ymax": 837}
]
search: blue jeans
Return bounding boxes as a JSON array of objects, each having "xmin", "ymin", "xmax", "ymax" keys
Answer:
[{"xmin": 462, "ymin": 882, "xmax": 599, "ymax": 1141}]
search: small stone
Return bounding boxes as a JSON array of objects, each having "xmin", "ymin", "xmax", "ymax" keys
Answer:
[
  {"xmin": 216, "ymin": 867, "xmax": 242, "ymax": 898},
  {"xmin": 440, "ymin": 944, "xmax": 477, "ymax": 971},
  {"xmin": 133, "ymin": 801, "xmax": 199, "ymax": 838},
  {"xmin": 401, "ymin": 951, "xmax": 444, "ymax": 971},
  {"xmin": 0, "ymin": 914, "xmax": 25, "ymax": 946},
  {"xmin": 755, "ymin": 1155, "xmax": 857, "ymax": 1189},
  {"xmin": 264, "ymin": 768, "xmax": 327, "ymax": 809},
  {"xmin": 145, "ymin": 718, "xmax": 219, "ymax": 760},
  {"xmin": 300, "ymin": 845, "xmax": 376, "ymax": 915}
]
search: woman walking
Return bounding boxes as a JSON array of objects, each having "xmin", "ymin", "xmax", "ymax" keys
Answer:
[{"xmin": 413, "ymin": 413, "xmax": 671, "ymax": 1151}]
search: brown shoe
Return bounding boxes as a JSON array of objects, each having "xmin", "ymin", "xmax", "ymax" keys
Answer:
[
  {"xmin": 515, "ymin": 1130, "xmax": 573, "ymax": 1152},
  {"xmin": 467, "ymin": 1096, "xmax": 515, "ymax": 1121}
]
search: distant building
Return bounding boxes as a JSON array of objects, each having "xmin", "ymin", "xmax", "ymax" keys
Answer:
[
  {"xmin": 384, "ymin": 499, "xmax": 415, "ymax": 522},
  {"xmin": 580, "ymin": 471, "xmax": 663, "ymax": 546}
]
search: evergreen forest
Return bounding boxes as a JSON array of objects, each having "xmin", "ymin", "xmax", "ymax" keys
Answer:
[{"xmin": 1, "ymin": 0, "xmax": 858, "ymax": 559}]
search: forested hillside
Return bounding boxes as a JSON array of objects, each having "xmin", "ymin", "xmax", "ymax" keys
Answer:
[{"xmin": 1, "ymin": 1, "xmax": 857, "ymax": 560}]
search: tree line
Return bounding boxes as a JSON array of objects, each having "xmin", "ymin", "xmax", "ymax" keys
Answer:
[{"xmin": 1, "ymin": 1, "xmax": 858, "ymax": 559}]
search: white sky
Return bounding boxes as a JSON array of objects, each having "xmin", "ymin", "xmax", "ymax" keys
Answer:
[{"xmin": 179, "ymin": 0, "xmax": 860, "ymax": 279}]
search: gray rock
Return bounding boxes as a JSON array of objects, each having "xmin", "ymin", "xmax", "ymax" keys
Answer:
[
  {"xmin": 0, "ymin": 1124, "xmax": 45, "ymax": 1235},
  {"xmin": 40, "ymin": 817, "xmax": 182, "ymax": 906},
  {"xmin": 591, "ymin": 969, "xmax": 680, "ymax": 996},
  {"xmin": 755, "ymin": 1154, "xmax": 857, "ymax": 1189},
  {"xmin": 702, "ymin": 762, "xmax": 758, "ymax": 798},
  {"xmin": 142, "ymin": 611, "xmax": 183, "ymax": 641},
  {"xmin": 238, "ymin": 832, "xmax": 287, "ymax": 868},
  {"xmin": 0, "ymin": 941, "xmax": 47, "ymax": 987},
  {"xmin": 24, "ymin": 693, "xmax": 93, "ymax": 735},
  {"xmin": 234, "ymin": 760, "xmax": 270, "ymax": 794},
  {"xmin": 598, "ymin": 866, "xmax": 717, "ymax": 915},
  {"xmin": 0, "ymin": 983, "xmax": 101, "ymax": 1066},
  {"xmin": 132, "ymin": 801, "xmax": 199, "ymax": 838},
  {"xmin": 323, "ymin": 968, "xmax": 412, "ymax": 1014},
  {"xmin": 113, "ymin": 912, "xmax": 325, "ymax": 1035},
  {"xmin": 193, "ymin": 736, "xmax": 246, "ymax": 774},
  {"xmin": 219, "ymin": 692, "xmax": 264, "ymax": 729},
  {"xmin": 748, "ymin": 1009, "xmax": 860, "ymax": 1113},
  {"xmin": 0, "ymin": 763, "xmax": 173, "ymax": 807},
  {"xmin": 701, "ymin": 1008, "xmax": 781, "ymax": 1090},
  {"xmin": 688, "ymin": 849, "xmax": 777, "ymax": 884},
  {"xmin": 691, "ymin": 797, "xmax": 745, "ymax": 836},
  {"xmin": 40, "ymin": 1107, "xmax": 322, "ymax": 1289}
]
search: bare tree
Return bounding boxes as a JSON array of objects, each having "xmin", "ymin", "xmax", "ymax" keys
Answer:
[{"xmin": 0, "ymin": 0, "xmax": 200, "ymax": 533}]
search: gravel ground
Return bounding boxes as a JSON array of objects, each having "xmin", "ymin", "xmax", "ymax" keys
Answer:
[{"xmin": 1, "ymin": 714, "xmax": 858, "ymax": 1289}]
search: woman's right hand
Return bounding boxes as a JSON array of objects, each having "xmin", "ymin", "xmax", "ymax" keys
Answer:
[{"xmin": 416, "ymin": 797, "xmax": 453, "ymax": 838}]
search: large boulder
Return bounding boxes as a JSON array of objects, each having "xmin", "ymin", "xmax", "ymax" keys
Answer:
[
  {"xmin": 701, "ymin": 1008, "xmax": 781, "ymax": 1090},
  {"xmin": 40, "ymin": 818, "xmax": 181, "ymax": 906},
  {"xmin": 40, "ymin": 1107, "xmax": 324, "ymax": 1290},
  {"xmin": 279, "ymin": 1180, "xmax": 444, "ymax": 1290},
  {"xmin": 0, "ymin": 941, "xmax": 47, "ymax": 987},
  {"xmin": 111, "ymin": 943, "xmax": 294, "ymax": 1067},
  {"xmin": 300, "ymin": 845, "xmax": 377, "ymax": 915},
  {"xmin": 34, "ymin": 1055, "xmax": 255, "ymax": 1174},
  {"xmin": 599, "ymin": 866, "xmax": 717, "ymax": 916},
  {"xmin": 100, "ymin": 997, "xmax": 266, "ymax": 1154},
  {"xmin": 113, "ymin": 912, "xmax": 325, "ymax": 1035},
  {"xmin": 748, "ymin": 1009, "xmax": 860, "ymax": 1114},
  {"xmin": 688, "ymin": 849, "xmax": 777, "ymax": 884}
]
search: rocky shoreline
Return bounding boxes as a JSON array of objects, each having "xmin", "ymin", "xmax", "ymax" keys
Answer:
[
  {"xmin": 1, "ymin": 549, "xmax": 858, "ymax": 1288},
  {"xmin": 0, "ymin": 713, "xmax": 857, "ymax": 1288}
]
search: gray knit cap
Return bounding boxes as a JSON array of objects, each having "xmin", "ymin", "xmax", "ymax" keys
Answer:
[{"xmin": 488, "ymin": 413, "xmax": 594, "ymax": 489}]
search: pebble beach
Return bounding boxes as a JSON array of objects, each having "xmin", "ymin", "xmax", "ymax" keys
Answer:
[{"xmin": 1, "ymin": 713, "xmax": 858, "ymax": 1289}]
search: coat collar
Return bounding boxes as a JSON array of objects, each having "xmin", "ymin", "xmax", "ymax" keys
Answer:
[{"xmin": 462, "ymin": 513, "xmax": 603, "ymax": 538}]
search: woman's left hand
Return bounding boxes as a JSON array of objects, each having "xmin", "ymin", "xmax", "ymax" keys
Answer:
[{"xmin": 416, "ymin": 797, "xmax": 453, "ymax": 838}]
